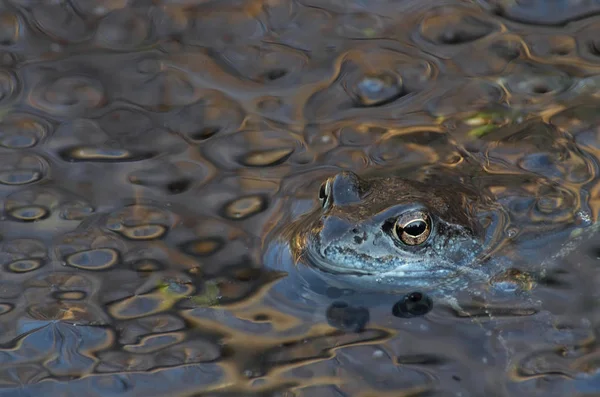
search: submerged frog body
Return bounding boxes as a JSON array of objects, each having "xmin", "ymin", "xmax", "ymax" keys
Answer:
[{"xmin": 269, "ymin": 170, "xmax": 504, "ymax": 293}]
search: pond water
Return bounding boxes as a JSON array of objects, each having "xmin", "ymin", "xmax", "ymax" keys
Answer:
[{"xmin": 1, "ymin": 0, "xmax": 600, "ymax": 396}]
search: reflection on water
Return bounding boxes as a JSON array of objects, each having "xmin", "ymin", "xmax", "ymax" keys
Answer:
[{"xmin": 1, "ymin": 0, "xmax": 600, "ymax": 395}]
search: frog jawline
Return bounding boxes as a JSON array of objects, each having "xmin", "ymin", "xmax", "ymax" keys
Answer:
[{"xmin": 303, "ymin": 244, "xmax": 460, "ymax": 280}]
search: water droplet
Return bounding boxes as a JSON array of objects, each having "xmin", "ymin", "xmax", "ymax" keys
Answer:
[
  {"xmin": 0, "ymin": 169, "xmax": 42, "ymax": 185},
  {"xmin": 223, "ymin": 195, "xmax": 268, "ymax": 220},
  {"xmin": 240, "ymin": 148, "xmax": 294, "ymax": 167},
  {"xmin": 8, "ymin": 205, "xmax": 49, "ymax": 222},
  {"xmin": 52, "ymin": 290, "xmax": 87, "ymax": 300},
  {"xmin": 6, "ymin": 258, "xmax": 43, "ymax": 273},
  {"xmin": 119, "ymin": 224, "xmax": 167, "ymax": 240},
  {"xmin": 60, "ymin": 146, "xmax": 154, "ymax": 162},
  {"xmin": 0, "ymin": 113, "xmax": 48, "ymax": 149},
  {"xmin": 0, "ymin": 134, "xmax": 36, "ymax": 148},
  {"xmin": 353, "ymin": 74, "xmax": 403, "ymax": 106},
  {"xmin": 65, "ymin": 248, "xmax": 119, "ymax": 271}
]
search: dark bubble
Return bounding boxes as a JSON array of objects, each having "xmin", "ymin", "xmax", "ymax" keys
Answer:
[
  {"xmin": 127, "ymin": 162, "xmax": 204, "ymax": 195},
  {"xmin": 503, "ymin": 72, "xmax": 571, "ymax": 97},
  {"xmin": 190, "ymin": 126, "xmax": 220, "ymax": 141},
  {"xmin": 253, "ymin": 313, "xmax": 270, "ymax": 322},
  {"xmin": 392, "ymin": 292, "xmax": 433, "ymax": 318},
  {"xmin": 262, "ymin": 69, "xmax": 288, "ymax": 82},
  {"xmin": 326, "ymin": 301, "xmax": 370, "ymax": 332},
  {"xmin": 166, "ymin": 179, "xmax": 192, "ymax": 194}
]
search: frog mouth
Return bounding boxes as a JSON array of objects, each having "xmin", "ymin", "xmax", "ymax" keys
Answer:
[{"xmin": 303, "ymin": 243, "xmax": 460, "ymax": 280}]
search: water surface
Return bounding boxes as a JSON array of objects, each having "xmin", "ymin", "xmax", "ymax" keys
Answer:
[{"xmin": 1, "ymin": 0, "xmax": 600, "ymax": 396}]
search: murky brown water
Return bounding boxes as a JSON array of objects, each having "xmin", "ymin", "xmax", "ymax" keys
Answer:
[{"xmin": 2, "ymin": 1, "xmax": 600, "ymax": 396}]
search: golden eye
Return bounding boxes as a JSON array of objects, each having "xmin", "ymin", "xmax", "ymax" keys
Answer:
[
  {"xmin": 392, "ymin": 211, "xmax": 431, "ymax": 246},
  {"xmin": 318, "ymin": 178, "xmax": 333, "ymax": 210}
]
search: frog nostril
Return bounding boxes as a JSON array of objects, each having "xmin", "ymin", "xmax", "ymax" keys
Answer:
[{"xmin": 353, "ymin": 229, "xmax": 367, "ymax": 245}]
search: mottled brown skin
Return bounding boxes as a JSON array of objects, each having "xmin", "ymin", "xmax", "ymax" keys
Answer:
[{"xmin": 322, "ymin": 174, "xmax": 481, "ymax": 232}]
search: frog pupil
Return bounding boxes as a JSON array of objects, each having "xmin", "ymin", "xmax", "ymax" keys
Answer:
[{"xmin": 404, "ymin": 220, "xmax": 427, "ymax": 236}]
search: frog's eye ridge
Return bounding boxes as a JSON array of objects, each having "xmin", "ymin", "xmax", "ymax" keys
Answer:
[
  {"xmin": 392, "ymin": 211, "xmax": 431, "ymax": 246},
  {"xmin": 318, "ymin": 178, "xmax": 333, "ymax": 210}
]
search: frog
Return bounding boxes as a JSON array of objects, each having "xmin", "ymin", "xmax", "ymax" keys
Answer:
[
  {"xmin": 268, "ymin": 170, "xmax": 504, "ymax": 293},
  {"xmin": 261, "ymin": 167, "xmax": 595, "ymax": 322}
]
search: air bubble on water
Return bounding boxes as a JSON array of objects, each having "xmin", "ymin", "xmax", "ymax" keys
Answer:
[
  {"xmin": 372, "ymin": 350, "xmax": 384, "ymax": 359},
  {"xmin": 576, "ymin": 210, "xmax": 592, "ymax": 226},
  {"xmin": 506, "ymin": 228, "xmax": 518, "ymax": 238}
]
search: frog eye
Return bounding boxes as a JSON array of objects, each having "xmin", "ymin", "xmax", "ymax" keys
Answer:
[
  {"xmin": 392, "ymin": 211, "xmax": 431, "ymax": 246},
  {"xmin": 318, "ymin": 178, "xmax": 333, "ymax": 210}
]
